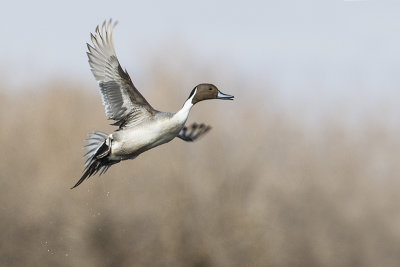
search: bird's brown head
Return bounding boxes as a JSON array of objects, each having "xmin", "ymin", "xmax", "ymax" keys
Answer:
[{"xmin": 188, "ymin": 83, "xmax": 234, "ymax": 104}]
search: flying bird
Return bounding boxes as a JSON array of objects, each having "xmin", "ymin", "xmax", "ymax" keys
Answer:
[{"xmin": 72, "ymin": 20, "xmax": 234, "ymax": 188}]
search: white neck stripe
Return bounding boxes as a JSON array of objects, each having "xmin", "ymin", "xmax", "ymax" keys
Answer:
[
  {"xmin": 174, "ymin": 87, "xmax": 196, "ymax": 123},
  {"xmin": 186, "ymin": 87, "xmax": 196, "ymax": 107}
]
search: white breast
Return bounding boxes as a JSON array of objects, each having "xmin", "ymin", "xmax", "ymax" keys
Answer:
[
  {"xmin": 109, "ymin": 91, "xmax": 196, "ymax": 160},
  {"xmin": 110, "ymin": 115, "xmax": 184, "ymax": 159}
]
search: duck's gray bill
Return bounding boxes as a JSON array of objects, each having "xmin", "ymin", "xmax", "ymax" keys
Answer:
[{"xmin": 217, "ymin": 91, "xmax": 234, "ymax": 100}]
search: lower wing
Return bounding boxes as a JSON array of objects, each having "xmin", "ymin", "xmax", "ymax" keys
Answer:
[{"xmin": 177, "ymin": 123, "xmax": 211, "ymax": 142}]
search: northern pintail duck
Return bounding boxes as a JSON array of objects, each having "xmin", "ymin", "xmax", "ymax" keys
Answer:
[{"xmin": 72, "ymin": 20, "xmax": 234, "ymax": 188}]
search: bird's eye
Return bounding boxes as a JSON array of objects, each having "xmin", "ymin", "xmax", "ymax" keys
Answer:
[{"xmin": 209, "ymin": 88, "xmax": 212, "ymax": 91}]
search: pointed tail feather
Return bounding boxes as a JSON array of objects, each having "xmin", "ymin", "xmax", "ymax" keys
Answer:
[{"xmin": 71, "ymin": 131, "xmax": 112, "ymax": 189}]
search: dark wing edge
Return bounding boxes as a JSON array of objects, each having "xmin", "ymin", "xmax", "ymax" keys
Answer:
[{"xmin": 177, "ymin": 123, "xmax": 212, "ymax": 142}]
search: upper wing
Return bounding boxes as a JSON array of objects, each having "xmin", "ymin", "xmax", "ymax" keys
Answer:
[
  {"xmin": 87, "ymin": 19, "xmax": 156, "ymax": 128},
  {"xmin": 177, "ymin": 123, "xmax": 211, "ymax": 142}
]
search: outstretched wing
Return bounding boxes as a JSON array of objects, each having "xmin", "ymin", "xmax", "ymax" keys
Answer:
[
  {"xmin": 177, "ymin": 123, "xmax": 211, "ymax": 142},
  {"xmin": 87, "ymin": 19, "xmax": 156, "ymax": 128}
]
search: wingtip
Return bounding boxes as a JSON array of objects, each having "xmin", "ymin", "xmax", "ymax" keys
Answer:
[
  {"xmin": 95, "ymin": 25, "xmax": 100, "ymax": 35},
  {"xmin": 90, "ymin": 32, "xmax": 96, "ymax": 42}
]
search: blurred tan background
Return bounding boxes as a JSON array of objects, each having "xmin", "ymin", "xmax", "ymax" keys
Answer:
[{"xmin": 1, "ymin": 1, "xmax": 400, "ymax": 266}]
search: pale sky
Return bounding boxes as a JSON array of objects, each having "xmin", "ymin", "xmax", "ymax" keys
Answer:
[{"xmin": 1, "ymin": 0, "xmax": 399, "ymax": 118}]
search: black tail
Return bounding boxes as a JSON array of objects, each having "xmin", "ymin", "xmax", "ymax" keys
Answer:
[{"xmin": 71, "ymin": 132, "xmax": 113, "ymax": 189}]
